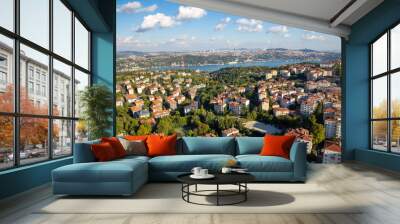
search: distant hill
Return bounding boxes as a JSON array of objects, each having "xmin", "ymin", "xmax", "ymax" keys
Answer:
[
  {"xmin": 117, "ymin": 51, "xmax": 148, "ymax": 57},
  {"xmin": 116, "ymin": 48, "xmax": 340, "ymax": 70}
]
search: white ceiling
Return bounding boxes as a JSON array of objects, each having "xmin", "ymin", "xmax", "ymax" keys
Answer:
[{"xmin": 170, "ymin": 0, "xmax": 384, "ymax": 38}]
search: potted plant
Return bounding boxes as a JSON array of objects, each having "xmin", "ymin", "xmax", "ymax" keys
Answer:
[{"xmin": 79, "ymin": 84, "xmax": 113, "ymax": 140}]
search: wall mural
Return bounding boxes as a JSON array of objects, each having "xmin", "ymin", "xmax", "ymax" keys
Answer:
[{"xmin": 116, "ymin": 0, "xmax": 342, "ymax": 163}]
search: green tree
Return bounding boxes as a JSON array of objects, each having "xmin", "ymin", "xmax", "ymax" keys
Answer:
[
  {"xmin": 246, "ymin": 110, "xmax": 258, "ymax": 120},
  {"xmin": 137, "ymin": 124, "xmax": 152, "ymax": 135},
  {"xmin": 80, "ymin": 84, "xmax": 113, "ymax": 139},
  {"xmin": 314, "ymin": 102, "xmax": 324, "ymax": 123},
  {"xmin": 308, "ymin": 115, "xmax": 325, "ymax": 146},
  {"xmin": 156, "ymin": 117, "xmax": 175, "ymax": 135}
]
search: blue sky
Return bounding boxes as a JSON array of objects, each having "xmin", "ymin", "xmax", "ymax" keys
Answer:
[{"xmin": 117, "ymin": 0, "xmax": 341, "ymax": 52}]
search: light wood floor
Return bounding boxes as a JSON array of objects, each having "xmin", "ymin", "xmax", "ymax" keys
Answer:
[{"xmin": 1, "ymin": 162, "xmax": 400, "ymax": 224}]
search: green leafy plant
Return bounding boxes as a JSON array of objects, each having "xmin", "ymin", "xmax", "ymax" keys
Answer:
[{"xmin": 80, "ymin": 84, "xmax": 113, "ymax": 140}]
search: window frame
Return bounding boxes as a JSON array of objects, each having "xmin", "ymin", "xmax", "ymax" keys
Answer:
[
  {"xmin": 370, "ymin": 21, "xmax": 400, "ymax": 154},
  {"xmin": 0, "ymin": 0, "xmax": 92, "ymax": 171}
]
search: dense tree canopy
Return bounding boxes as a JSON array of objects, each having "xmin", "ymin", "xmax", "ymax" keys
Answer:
[{"xmin": 0, "ymin": 85, "xmax": 58, "ymax": 151}]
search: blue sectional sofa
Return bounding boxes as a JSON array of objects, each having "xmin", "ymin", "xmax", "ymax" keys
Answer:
[{"xmin": 52, "ymin": 137, "xmax": 307, "ymax": 196}]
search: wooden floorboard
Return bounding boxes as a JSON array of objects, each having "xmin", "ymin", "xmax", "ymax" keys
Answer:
[{"xmin": 1, "ymin": 162, "xmax": 400, "ymax": 224}]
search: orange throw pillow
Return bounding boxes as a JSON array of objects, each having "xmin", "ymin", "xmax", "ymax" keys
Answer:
[
  {"xmin": 146, "ymin": 134, "xmax": 177, "ymax": 157},
  {"xmin": 260, "ymin": 135, "xmax": 296, "ymax": 159},
  {"xmin": 91, "ymin": 142, "xmax": 117, "ymax": 162},
  {"xmin": 101, "ymin": 137, "xmax": 126, "ymax": 158}
]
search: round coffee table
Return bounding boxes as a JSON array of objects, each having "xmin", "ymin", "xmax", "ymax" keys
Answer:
[{"xmin": 177, "ymin": 173, "xmax": 255, "ymax": 206}]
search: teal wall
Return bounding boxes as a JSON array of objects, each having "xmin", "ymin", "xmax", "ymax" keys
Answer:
[
  {"xmin": 92, "ymin": 32, "xmax": 116, "ymax": 136},
  {"xmin": 91, "ymin": 0, "xmax": 116, "ymax": 135},
  {"xmin": 0, "ymin": 0, "xmax": 116, "ymax": 200},
  {"xmin": 0, "ymin": 158, "xmax": 72, "ymax": 199},
  {"xmin": 344, "ymin": 0, "xmax": 400, "ymax": 171}
]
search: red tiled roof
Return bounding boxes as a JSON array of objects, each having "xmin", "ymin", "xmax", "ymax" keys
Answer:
[{"xmin": 325, "ymin": 144, "xmax": 341, "ymax": 152}]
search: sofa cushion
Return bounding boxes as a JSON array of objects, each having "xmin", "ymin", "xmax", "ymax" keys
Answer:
[
  {"xmin": 101, "ymin": 137, "xmax": 127, "ymax": 158},
  {"xmin": 119, "ymin": 138, "xmax": 147, "ymax": 156},
  {"xmin": 236, "ymin": 155, "xmax": 293, "ymax": 172},
  {"xmin": 90, "ymin": 142, "xmax": 118, "ymax": 162},
  {"xmin": 147, "ymin": 134, "xmax": 177, "ymax": 157},
  {"xmin": 182, "ymin": 137, "xmax": 235, "ymax": 155},
  {"xmin": 260, "ymin": 135, "xmax": 296, "ymax": 159},
  {"xmin": 116, "ymin": 155, "xmax": 150, "ymax": 163},
  {"xmin": 236, "ymin": 137, "xmax": 263, "ymax": 155},
  {"xmin": 53, "ymin": 158, "xmax": 147, "ymax": 183},
  {"xmin": 149, "ymin": 154, "xmax": 235, "ymax": 172}
]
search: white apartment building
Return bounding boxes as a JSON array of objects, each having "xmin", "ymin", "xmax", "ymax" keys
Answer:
[
  {"xmin": 261, "ymin": 98, "xmax": 269, "ymax": 111},
  {"xmin": 1, "ymin": 42, "xmax": 74, "ymax": 150},
  {"xmin": 336, "ymin": 118, "xmax": 341, "ymax": 138},
  {"xmin": 229, "ymin": 101, "xmax": 242, "ymax": 115},
  {"xmin": 300, "ymin": 100, "xmax": 316, "ymax": 116},
  {"xmin": 273, "ymin": 107, "xmax": 290, "ymax": 117},
  {"xmin": 213, "ymin": 102, "xmax": 226, "ymax": 114},
  {"xmin": 325, "ymin": 119, "xmax": 338, "ymax": 139},
  {"xmin": 323, "ymin": 144, "xmax": 341, "ymax": 164}
]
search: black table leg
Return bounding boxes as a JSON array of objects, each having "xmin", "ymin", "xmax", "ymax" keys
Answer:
[
  {"xmin": 195, "ymin": 184, "xmax": 198, "ymax": 192},
  {"xmin": 216, "ymin": 184, "xmax": 219, "ymax": 206},
  {"xmin": 245, "ymin": 183, "xmax": 247, "ymax": 201},
  {"xmin": 181, "ymin": 184, "xmax": 183, "ymax": 199},
  {"xmin": 187, "ymin": 184, "xmax": 190, "ymax": 202}
]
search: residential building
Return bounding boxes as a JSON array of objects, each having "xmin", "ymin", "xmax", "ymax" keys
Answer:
[
  {"xmin": 325, "ymin": 118, "xmax": 338, "ymax": 139},
  {"xmin": 176, "ymin": 95, "xmax": 186, "ymax": 104},
  {"xmin": 213, "ymin": 101, "xmax": 226, "ymax": 114},
  {"xmin": 300, "ymin": 99, "xmax": 316, "ymax": 116},
  {"xmin": 153, "ymin": 110, "xmax": 170, "ymax": 119},
  {"xmin": 261, "ymin": 98, "xmax": 269, "ymax": 111},
  {"xmin": 323, "ymin": 143, "xmax": 342, "ymax": 164},
  {"xmin": 222, "ymin": 128, "xmax": 240, "ymax": 137},
  {"xmin": 229, "ymin": 101, "xmax": 242, "ymax": 115},
  {"xmin": 285, "ymin": 128, "xmax": 313, "ymax": 153},
  {"xmin": 273, "ymin": 107, "xmax": 290, "ymax": 117},
  {"xmin": 323, "ymin": 107, "xmax": 336, "ymax": 120},
  {"xmin": 166, "ymin": 98, "xmax": 177, "ymax": 110}
]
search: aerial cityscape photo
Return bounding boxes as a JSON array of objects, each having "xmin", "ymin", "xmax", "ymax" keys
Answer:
[{"xmin": 115, "ymin": 0, "xmax": 343, "ymax": 163}]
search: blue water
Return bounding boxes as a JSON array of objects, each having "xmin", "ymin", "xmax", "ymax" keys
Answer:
[{"xmin": 150, "ymin": 59, "xmax": 319, "ymax": 72}]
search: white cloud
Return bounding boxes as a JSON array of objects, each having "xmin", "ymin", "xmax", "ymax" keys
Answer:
[
  {"xmin": 118, "ymin": 36, "xmax": 138, "ymax": 45},
  {"xmin": 302, "ymin": 33, "xmax": 326, "ymax": 41},
  {"xmin": 236, "ymin": 18, "xmax": 263, "ymax": 32},
  {"xmin": 268, "ymin": 25, "xmax": 288, "ymax": 34},
  {"xmin": 117, "ymin": 36, "xmax": 159, "ymax": 48},
  {"xmin": 136, "ymin": 13, "xmax": 177, "ymax": 32},
  {"xmin": 267, "ymin": 25, "xmax": 290, "ymax": 38},
  {"xmin": 117, "ymin": 1, "xmax": 157, "ymax": 14},
  {"xmin": 176, "ymin": 6, "xmax": 207, "ymax": 20},
  {"xmin": 141, "ymin": 4, "xmax": 158, "ymax": 13},
  {"xmin": 215, "ymin": 17, "xmax": 231, "ymax": 31},
  {"xmin": 166, "ymin": 35, "xmax": 196, "ymax": 45}
]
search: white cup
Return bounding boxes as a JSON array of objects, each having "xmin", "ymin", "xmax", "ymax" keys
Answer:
[
  {"xmin": 191, "ymin": 167, "xmax": 202, "ymax": 176},
  {"xmin": 200, "ymin": 169, "xmax": 208, "ymax": 176},
  {"xmin": 221, "ymin": 167, "xmax": 232, "ymax": 174}
]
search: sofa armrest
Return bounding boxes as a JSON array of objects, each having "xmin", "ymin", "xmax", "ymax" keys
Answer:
[
  {"xmin": 289, "ymin": 141, "xmax": 307, "ymax": 182},
  {"xmin": 73, "ymin": 140, "xmax": 100, "ymax": 163}
]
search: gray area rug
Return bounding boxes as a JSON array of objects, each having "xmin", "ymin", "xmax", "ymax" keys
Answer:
[{"xmin": 37, "ymin": 183, "xmax": 362, "ymax": 214}]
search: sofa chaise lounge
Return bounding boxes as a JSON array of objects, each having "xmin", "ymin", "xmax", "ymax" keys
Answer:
[{"xmin": 52, "ymin": 137, "xmax": 307, "ymax": 196}]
